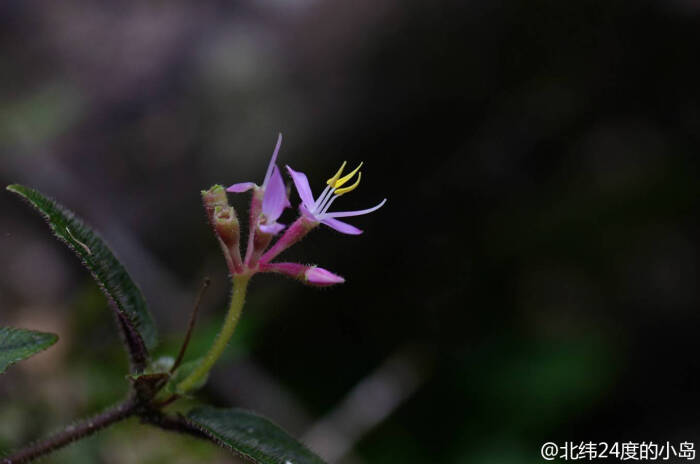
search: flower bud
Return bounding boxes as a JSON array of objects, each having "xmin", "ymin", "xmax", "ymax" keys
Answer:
[
  {"xmin": 259, "ymin": 262, "xmax": 345, "ymax": 287},
  {"xmin": 202, "ymin": 185, "xmax": 229, "ymax": 221},
  {"xmin": 305, "ymin": 266, "xmax": 345, "ymax": 286},
  {"xmin": 214, "ymin": 206, "xmax": 240, "ymax": 250},
  {"xmin": 202, "ymin": 185, "xmax": 243, "ymax": 273}
]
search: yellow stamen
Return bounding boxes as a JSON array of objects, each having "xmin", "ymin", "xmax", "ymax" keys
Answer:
[
  {"xmin": 333, "ymin": 162, "xmax": 363, "ymax": 189},
  {"xmin": 334, "ymin": 172, "xmax": 361, "ymax": 196},
  {"xmin": 326, "ymin": 161, "xmax": 347, "ymax": 186}
]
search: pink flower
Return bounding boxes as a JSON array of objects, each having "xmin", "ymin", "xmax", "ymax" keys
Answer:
[
  {"xmin": 215, "ymin": 136, "xmax": 384, "ymax": 283},
  {"xmin": 286, "ymin": 162, "xmax": 386, "ymax": 235},
  {"xmin": 227, "ymin": 134, "xmax": 290, "ymax": 234}
]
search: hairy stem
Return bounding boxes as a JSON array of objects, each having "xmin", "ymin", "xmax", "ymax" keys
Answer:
[
  {"xmin": 176, "ymin": 274, "xmax": 251, "ymax": 393},
  {"xmin": 2, "ymin": 397, "xmax": 138, "ymax": 464},
  {"xmin": 114, "ymin": 309, "xmax": 149, "ymax": 373}
]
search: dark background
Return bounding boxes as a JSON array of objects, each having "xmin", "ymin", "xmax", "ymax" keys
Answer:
[{"xmin": 2, "ymin": 0, "xmax": 700, "ymax": 462}]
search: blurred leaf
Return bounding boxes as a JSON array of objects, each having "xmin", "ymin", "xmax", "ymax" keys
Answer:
[
  {"xmin": 0, "ymin": 327, "xmax": 58, "ymax": 374},
  {"xmin": 186, "ymin": 406, "xmax": 326, "ymax": 464},
  {"xmin": 6, "ymin": 184, "xmax": 158, "ymax": 366},
  {"xmin": 166, "ymin": 358, "xmax": 208, "ymax": 395},
  {"xmin": 0, "ymin": 82, "xmax": 83, "ymax": 149},
  {"xmin": 458, "ymin": 334, "xmax": 615, "ymax": 434},
  {"xmin": 148, "ymin": 356, "xmax": 175, "ymax": 373}
]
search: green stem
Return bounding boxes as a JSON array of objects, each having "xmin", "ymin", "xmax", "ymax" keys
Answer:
[{"xmin": 176, "ymin": 274, "xmax": 251, "ymax": 393}]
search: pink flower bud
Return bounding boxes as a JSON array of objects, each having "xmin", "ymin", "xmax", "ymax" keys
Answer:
[
  {"xmin": 259, "ymin": 262, "xmax": 344, "ymax": 287},
  {"xmin": 304, "ymin": 266, "xmax": 345, "ymax": 287}
]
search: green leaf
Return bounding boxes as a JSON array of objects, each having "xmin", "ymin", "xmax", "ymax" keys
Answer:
[
  {"xmin": 0, "ymin": 327, "xmax": 58, "ymax": 374},
  {"xmin": 7, "ymin": 184, "xmax": 158, "ymax": 359},
  {"xmin": 186, "ymin": 406, "xmax": 327, "ymax": 464}
]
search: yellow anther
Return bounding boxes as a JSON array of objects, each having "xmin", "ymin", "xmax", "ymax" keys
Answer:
[
  {"xmin": 326, "ymin": 161, "xmax": 347, "ymax": 186},
  {"xmin": 333, "ymin": 162, "xmax": 363, "ymax": 189},
  {"xmin": 334, "ymin": 172, "xmax": 361, "ymax": 196}
]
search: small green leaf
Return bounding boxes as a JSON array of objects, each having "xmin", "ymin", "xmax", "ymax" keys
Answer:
[
  {"xmin": 7, "ymin": 184, "xmax": 158, "ymax": 363},
  {"xmin": 126, "ymin": 357, "xmax": 176, "ymax": 401},
  {"xmin": 186, "ymin": 406, "xmax": 327, "ymax": 464},
  {"xmin": 166, "ymin": 358, "xmax": 208, "ymax": 395},
  {"xmin": 0, "ymin": 327, "xmax": 58, "ymax": 374}
]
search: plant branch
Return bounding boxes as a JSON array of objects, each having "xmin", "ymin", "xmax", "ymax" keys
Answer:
[
  {"xmin": 171, "ymin": 277, "xmax": 210, "ymax": 374},
  {"xmin": 176, "ymin": 273, "xmax": 251, "ymax": 393},
  {"xmin": 2, "ymin": 396, "xmax": 139, "ymax": 464}
]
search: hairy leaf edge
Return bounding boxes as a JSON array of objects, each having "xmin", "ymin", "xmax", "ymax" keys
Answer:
[
  {"xmin": 185, "ymin": 407, "xmax": 327, "ymax": 464},
  {"xmin": 6, "ymin": 184, "xmax": 157, "ymax": 357}
]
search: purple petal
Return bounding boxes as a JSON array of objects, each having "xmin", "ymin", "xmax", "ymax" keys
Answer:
[
  {"xmin": 324, "ymin": 198, "xmax": 387, "ymax": 218},
  {"xmin": 226, "ymin": 182, "xmax": 256, "ymax": 193},
  {"xmin": 305, "ymin": 266, "xmax": 345, "ymax": 286},
  {"xmin": 259, "ymin": 222, "xmax": 286, "ymax": 235},
  {"xmin": 262, "ymin": 166, "xmax": 289, "ymax": 222},
  {"xmin": 286, "ymin": 165, "xmax": 315, "ymax": 208},
  {"xmin": 321, "ymin": 217, "xmax": 363, "ymax": 235},
  {"xmin": 299, "ymin": 202, "xmax": 315, "ymax": 220},
  {"xmin": 262, "ymin": 133, "xmax": 283, "ymax": 188}
]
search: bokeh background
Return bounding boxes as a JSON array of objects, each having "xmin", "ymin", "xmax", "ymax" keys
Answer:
[{"xmin": 2, "ymin": 0, "xmax": 700, "ymax": 462}]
